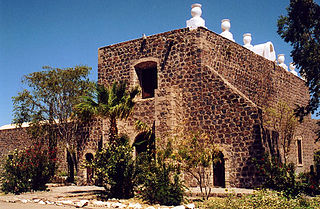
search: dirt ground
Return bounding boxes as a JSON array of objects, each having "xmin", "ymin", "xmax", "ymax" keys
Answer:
[
  {"xmin": 0, "ymin": 185, "xmax": 254, "ymax": 208},
  {"xmin": 0, "ymin": 202, "xmax": 76, "ymax": 209}
]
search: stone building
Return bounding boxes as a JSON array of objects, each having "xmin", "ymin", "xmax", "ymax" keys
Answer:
[{"xmin": 0, "ymin": 4, "xmax": 318, "ymax": 188}]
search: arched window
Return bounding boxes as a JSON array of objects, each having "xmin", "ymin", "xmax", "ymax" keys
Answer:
[{"xmin": 134, "ymin": 61, "xmax": 157, "ymax": 99}]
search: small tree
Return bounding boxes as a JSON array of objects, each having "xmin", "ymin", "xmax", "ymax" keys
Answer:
[
  {"xmin": 264, "ymin": 101, "xmax": 298, "ymax": 164},
  {"xmin": 277, "ymin": 0, "xmax": 320, "ymax": 122},
  {"xmin": 254, "ymin": 153, "xmax": 300, "ymax": 198},
  {"xmin": 136, "ymin": 140, "xmax": 185, "ymax": 206},
  {"xmin": 12, "ymin": 66, "xmax": 94, "ymax": 182},
  {"xmin": 89, "ymin": 135, "xmax": 135, "ymax": 199},
  {"xmin": 173, "ymin": 132, "xmax": 220, "ymax": 200}
]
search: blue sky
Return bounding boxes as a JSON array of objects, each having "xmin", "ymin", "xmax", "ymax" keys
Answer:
[{"xmin": 0, "ymin": 0, "xmax": 317, "ymax": 126}]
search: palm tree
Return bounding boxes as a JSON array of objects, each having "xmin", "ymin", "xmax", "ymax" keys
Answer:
[{"xmin": 76, "ymin": 81, "xmax": 139, "ymax": 143}]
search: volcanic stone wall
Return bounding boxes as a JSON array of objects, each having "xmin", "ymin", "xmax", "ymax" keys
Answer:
[
  {"xmin": 0, "ymin": 127, "xmax": 31, "ymax": 161},
  {"xmin": 0, "ymin": 119, "xmax": 103, "ymax": 184},
  {"xmin": 98, "ymin": 28, "xmax": 199, "ymax": 139},
  {"xmin": 98, "ymin": 28, "xmax": 259, "ymax": 187},
  {"xmin": 0, "ymin": 127, "xmax": 68, "ymax": 173},
  {"xmin": 98, "ymin": 27, "xmax": 318, "ymax": 188},
  {"xmin": 0, "ymin": 27, "xmax": 315, "ymax": 188},
  {"xmin": 199, "ymin": 28, "xmax": 317, "ymax": 174}
]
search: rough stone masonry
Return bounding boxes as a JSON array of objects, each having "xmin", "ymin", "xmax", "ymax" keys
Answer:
[{"xmin": 0, "ymin": 26, "xmax": 318, "ymax": 188}]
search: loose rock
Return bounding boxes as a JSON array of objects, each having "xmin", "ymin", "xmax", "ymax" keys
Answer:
[
  {"xmin": 185, "ymin": 203, "xmax": 195, "ymax": 209},
  {"xmin": 172, "ymin": 206, "xmax": 185, "ymax": 209}
]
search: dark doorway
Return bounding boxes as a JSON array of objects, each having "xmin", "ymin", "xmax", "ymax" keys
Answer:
[
  {"xmin": 85, "ymin": 153, "xmax": 94, "ymax": 185},
  {"xmin": 134, "ymin": 131, "xmax": 155, "ymax": 156},
  {"xmin": 213, "ymin": 151, "xmax": 225, "ymax": 187}
]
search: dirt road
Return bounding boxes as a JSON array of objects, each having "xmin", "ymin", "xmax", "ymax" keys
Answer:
[{"xmin": 0, "ymin": 202, "xmax": 75, "ymax": 209}]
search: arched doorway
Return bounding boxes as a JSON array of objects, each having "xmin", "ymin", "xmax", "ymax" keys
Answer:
[
  {"xmin": 85, "ymin": 153, "xmax": 94, "ymax": 185},
  {"xmin": 133, "ymin": 131, "xmax": 155, "ymax": 158},
  {"xmin": 213, "ymin": 151, "xmax": 225, "ymax": 187}
]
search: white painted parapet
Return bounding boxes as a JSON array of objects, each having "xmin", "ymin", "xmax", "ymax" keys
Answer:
[
  {"xmin": 277, "ymin": 54, "xmax": 288, "ymax": 70},
  {"xmin": 289, "ymin": 63, "xmax": 298, "ymax": 76},
  {"xmin": 220, "ymin": 19, "xmax": 234, "ymax": 42},
  {"xmin": 243, "ymin": 33, "xmax": 253, "ymax": 51},
  {"xmin": 186, "ymin": 3, "xmax": 206, "ymax": 30},
  {"xmin": 252, "ymin": 42, "xmax": 276, "ymax": 61}
]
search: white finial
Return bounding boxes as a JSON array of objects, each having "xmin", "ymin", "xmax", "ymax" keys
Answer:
[
  {"xmin": 142, "ymin": 34, "xmax": 147, "ymax": 39},
  {"xmin": 278, "ymin": 54, "xmax": 288, "ymax": 70},
  {"xmin": 186, "ymin": 3, "xmax": 206, "ymax": 30},
  {"xmin": 220, "ymin": 19, "xmax": 234, "ymax": 42},
  {"xmin": 289, "ymin": 62, "xmax": 298, "ymax": 76},
  {"xmin": 243, "ymin": 33, "xmax": 253, "ymax": 50}
]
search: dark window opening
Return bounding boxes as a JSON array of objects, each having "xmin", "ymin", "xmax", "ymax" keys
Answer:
[
  {"xmin": 297, "ymin": 139, "xmax": 303, "ymax": 165},
  {"xmin": 135, "ymin": 61, "xmax": 157, "ymax": 99}
]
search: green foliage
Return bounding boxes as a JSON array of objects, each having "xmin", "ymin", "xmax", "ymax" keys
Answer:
[
  {"xmin": 134, "ymin": 120, "xmax": 155, "ymax": 158},
  {"xmin": 1, "ymin": 143, "xmax": 56, "ymax": 194},
  {"xmin": 12, "ymin": 65, "xmax": 94, "ymax": 182},
  {"xmin": 173, "ymin": 132, "xmax": 220, "ymax": 199},
  {"xmin": 13, "ymin": 65, "xmax": 94, "ymax": 127},
  {"xmin": 315, "ymin": 150, "xmax": 320, "ymax": 168},
  {"xmin": 76, "ymin": 81, "xmax": 139, "ymax": 142},
  {"xmin": 277, "ymin": 0, "xmax": 320, "ymax": 121},
  {"xmin": 254, "ymin": 153, "xmax": 301, "ymax": 198},
  {"xmin": 264, "ymin": 100, "xmax": 298, "ymax": 164},
  {"xmin": 298, "ymin": 172, "xmax": 320, "ymax": 196},
  {"xmin": 199, "ymin": 189, "xmax": 320, "ymax": 209},
  {"xmin": 90, "ymin": 136, "xmax": 135, "ymax": 199},
  {"xmin": 298, "ymin": 150, "xmax": 320, "ymax": 196},
  {"xmin": 136, "ymin": 141, "xmax": 185, "ymax": 206}
]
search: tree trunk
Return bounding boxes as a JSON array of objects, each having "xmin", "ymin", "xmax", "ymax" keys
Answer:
[{"xmin": 109, "ymin": 117, "xmax": 118, "ymax": 143}]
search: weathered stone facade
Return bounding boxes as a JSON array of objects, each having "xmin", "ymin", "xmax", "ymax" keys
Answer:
[
  {"xmin": 97, "ymin": 27, "xmax": 318, "ymax": 188},
  {"xmin": 0, "ymin": 27, "xmax": 318, "ymax": 188}
]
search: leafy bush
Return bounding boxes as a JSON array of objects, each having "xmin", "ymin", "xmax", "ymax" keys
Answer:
[
  {"xmin": 254, "ymin": 153, "xmax": 301, "ymax": 198},
  {"xmin": 199, "ymin": 189, "xmax": 320, "ymax": 209},
  {"xmin": 173, "ymin": 132, "xmax": 220, "ymax": 199},
  {"xmin": 1, "ymin": 143, "xmax": 56, "ymax": 194},
  {"xmin": 90, "ymin": 135, "xmax": 135, "ymax": 199},
  {"xmin": 299, "ymin": 172, "xmax": 320, "ymax": 196},
  {"xmin": 136, "ymin": 142, "xmax": 185, "ymax": 206},
  {"xmin": 298, "ymin": 150, "xmax": 320, "ymax": 196},
  {"xmin": 314, "ymin": 150, "xmax": 320, "ymax": 181}
]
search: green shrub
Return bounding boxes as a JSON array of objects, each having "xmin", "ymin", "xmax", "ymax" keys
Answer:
[
  {"xmin": 199, "ymin": 189, "xmax": 320, "ymax": 209},
  {"xmin": 314, "ymin": 150, "xmax": 320, "ymax": 183},
  {"xmin": 136, "ymin": 142, "xmax": 185, "ymax": 206},
  {"xmin": 254, "ymin": 153, "xmax": 301, "ymax": 198},
  {"xmin": 173, "ymin": 132, "xmax": 220, "ymax": 199},
  {"xmin": 91, "ymin": 136, "xmax": 135, "ymax": 199},
  {"xmin": 298, "ymin": 150, "xmax": 320, "ymax": 196},
  {"xmin": 1, "ymin": 143, "xmax": 56, "ymax": 194}
]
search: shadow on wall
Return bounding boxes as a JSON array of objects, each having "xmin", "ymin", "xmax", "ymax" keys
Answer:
[
  {"xmin": 240, "ymin": 115, "xmax": 265, "ymax": 188},
  {"xmin": 263, "ymin": 128, "xmax": 281, "ymax": 159}
]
